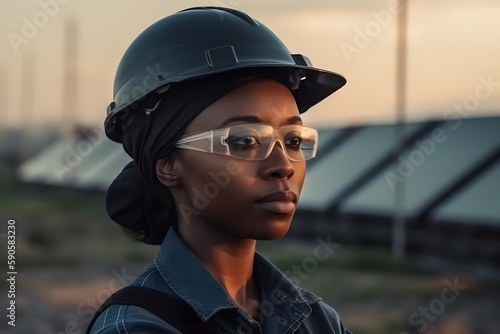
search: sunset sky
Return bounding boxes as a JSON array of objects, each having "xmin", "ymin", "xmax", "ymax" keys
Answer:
[{"xmin": 1, "ymin": 0, "xmax": 499, "ymax": 129}]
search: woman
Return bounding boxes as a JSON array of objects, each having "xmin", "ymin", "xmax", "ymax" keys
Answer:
[{"xmin": 88, "ymin": 6, "xmax": 350, "ymax": 334}]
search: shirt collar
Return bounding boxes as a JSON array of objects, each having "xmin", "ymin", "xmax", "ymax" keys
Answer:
[
  {"xmin": 154, "ymin": 228, "xmax": 237, "ymax": 321},
  {"xmin": 154, "ymin": 228, "xmax": 321, "ymax": 323},
  {"xmin": 253, "ymin": 252, "xmax": 320, "ymax": 322}
]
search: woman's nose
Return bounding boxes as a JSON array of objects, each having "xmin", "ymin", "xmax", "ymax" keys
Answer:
[{"xmin": 260, "ymin": 140, "xmax": 295, "ymax": 180}]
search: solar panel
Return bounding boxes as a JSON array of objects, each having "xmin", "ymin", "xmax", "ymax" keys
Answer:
[
  {"xmin": 341, "ymin": 117, "xmax": 500, "ymax": 219},
  {"xmin": 432, "ymin": 158, "xmax": 500, "ymax": 226},
  {"xmin": 299, "ymin": 123, "xmax": 422, "ymax": 211},
  {"xmin": 18, "ymin": 134, "xmax": 131, "ymax": 190}
]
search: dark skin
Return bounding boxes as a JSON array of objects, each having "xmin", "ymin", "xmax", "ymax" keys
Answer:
[{"xmin": 156, "ymin": 80, "xmax": 306, "ymax": 319}]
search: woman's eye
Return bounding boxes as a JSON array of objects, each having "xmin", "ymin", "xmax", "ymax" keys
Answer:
[
  {"xmin": 240, "ymin": 137, "xmax": 258, "ymax": 146},
  {"xmin": 285, "ymin": 136, "xmax": 303, "ymax": 148},
  {"xmin": 228, "ymin": 136, "xmax": 260, "ymax": 148}
]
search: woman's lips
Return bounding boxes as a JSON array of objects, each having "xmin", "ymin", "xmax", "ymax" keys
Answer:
[{"xmin": 255, "ymin": 191, "xmax": 297, "ymax": 214}]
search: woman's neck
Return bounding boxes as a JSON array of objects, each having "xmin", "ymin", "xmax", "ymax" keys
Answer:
[{"xmin": 178, "ymin": 224, "xmax": 260, "ymax": 315}]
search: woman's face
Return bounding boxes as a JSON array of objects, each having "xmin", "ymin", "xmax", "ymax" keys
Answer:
[{"xmin": 170, "ymin": 79, "xmax": 306, "ymax": 240}]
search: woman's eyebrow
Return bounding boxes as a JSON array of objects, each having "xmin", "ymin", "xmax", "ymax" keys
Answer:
[
  {"xmin": 219, "ymin": 115, "xmax": 262, "ymax": 127},
  {"xmin": 286, "ymin": 116, "xmax": 303, "ymax": 125},
  {"xmin": 219, "ymin": 115, "xmax": 303, "ymax": 127}
]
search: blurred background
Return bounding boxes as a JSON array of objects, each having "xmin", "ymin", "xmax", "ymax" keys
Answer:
[{"xmin": 1, "ymin": 0, "xmax": 499, "ymax": 333}]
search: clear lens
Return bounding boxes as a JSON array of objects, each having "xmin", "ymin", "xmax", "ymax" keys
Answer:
[
  {"xmin": 176, "ymin": 123, "xmax": 318, "ymax": 161},
  {"xmin": 224, "ymin": 124, "xmax": 318, "ymax": 161}
]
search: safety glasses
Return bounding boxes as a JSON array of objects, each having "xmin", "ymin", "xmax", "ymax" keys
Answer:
[{"xmin": 175, "ymin": 123, "xmax": 318, "ymax": 161}]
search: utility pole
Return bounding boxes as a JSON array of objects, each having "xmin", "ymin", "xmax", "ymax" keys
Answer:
[
  {"xmin": 0, "ymin": 67, "xmax": 7, "ymax": 163},
  {"xmin": 19, "ymin": 54, "xmax": 35, "ymax": 164},
  {"xmin": 63, "ymin": 19, "xmax": 78, "ymax": 144},
  {"xmin": 393, "ymin": 0, "xmax": 408, "ymax": 260},
  {"xmin": 60, "ymin": 19, "xmax": 79, "ymax": 184}
]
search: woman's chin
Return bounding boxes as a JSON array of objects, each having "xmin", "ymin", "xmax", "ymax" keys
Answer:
[{"xmin": 250, "ymin": 221, "xmax": 292, "ymax": 240}]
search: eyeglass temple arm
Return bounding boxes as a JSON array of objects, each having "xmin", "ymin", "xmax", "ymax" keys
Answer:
[{"xmin": 175, "ymin": 129, "xmax": 230, "ymax": 154}]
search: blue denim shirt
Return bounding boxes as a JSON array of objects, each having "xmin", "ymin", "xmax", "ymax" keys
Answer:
[{"xmin": 89, "ymin": 228, "xmax": 351, "ymax": 333}]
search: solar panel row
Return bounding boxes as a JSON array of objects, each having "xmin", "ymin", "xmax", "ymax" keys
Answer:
[{"xmin": 18, "ymin": 117, "xmax": 500, "ymax": 226}]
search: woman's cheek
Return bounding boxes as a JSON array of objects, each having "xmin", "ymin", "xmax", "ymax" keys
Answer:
[{"xmin": 184, "ymin": 159, "xmax": 249, "ymax": 207}]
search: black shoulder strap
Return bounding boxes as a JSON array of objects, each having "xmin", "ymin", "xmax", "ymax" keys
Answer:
[{"xmin": 86, "ymin": 286, "xmax": 218, "ymax": 334}]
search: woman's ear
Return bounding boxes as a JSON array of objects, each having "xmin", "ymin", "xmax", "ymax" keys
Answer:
[{"xmin": 156, "ymin": 155, "xmax": 182, "ymax": 188}]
